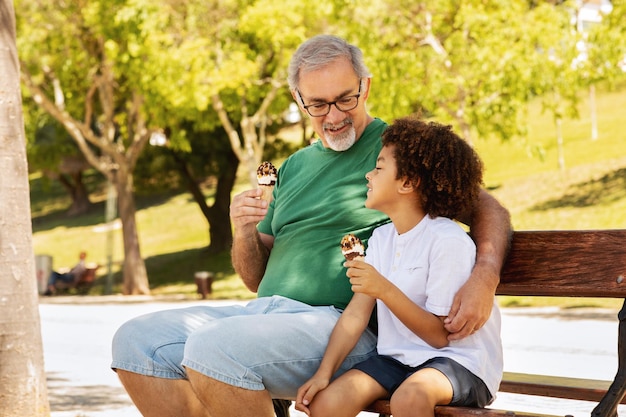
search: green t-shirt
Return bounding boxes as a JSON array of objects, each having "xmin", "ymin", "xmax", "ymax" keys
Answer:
[{"xmin": 257, "ymin": 118, "xmax": 390, "ymax": 309}]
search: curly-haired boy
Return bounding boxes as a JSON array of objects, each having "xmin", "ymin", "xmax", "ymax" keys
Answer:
[{"xmin": 296, "ymin": 117, "xmax": 502, "ymax": 417}]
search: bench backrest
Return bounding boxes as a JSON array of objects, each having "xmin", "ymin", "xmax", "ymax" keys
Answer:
[{"xmin": 497, "ymin": 230, "xmax": 626, "ymax": 298}]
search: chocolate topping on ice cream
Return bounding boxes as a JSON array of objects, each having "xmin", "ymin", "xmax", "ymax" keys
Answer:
[
  {"xmin": 341, "ymin": 234, "xmax": 365, "ymax": 261},
  {"xmin": 257, "ymin": 161, "xmax": 277, "ymax": 186}
]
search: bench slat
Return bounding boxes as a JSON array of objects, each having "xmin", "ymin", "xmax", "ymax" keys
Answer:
[
  {"xmin": 498, "ymin": 230, "xmax": 626, "ymax": 298},
  {"xmin": 499, "ymin": 372, "xmax": 626, "ymax": 404},
  {"xmin": 366, "ymin": 401, "xmax": 560, "ymax": 417},
  {"xmin": 434, "ymin": 407, "xmax": 559, "ymax": 417}
]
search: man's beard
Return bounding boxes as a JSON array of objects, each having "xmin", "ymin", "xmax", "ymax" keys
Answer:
[{"xmin": 323, "ymin": 118, "xmax": 356, "ymax": 151}]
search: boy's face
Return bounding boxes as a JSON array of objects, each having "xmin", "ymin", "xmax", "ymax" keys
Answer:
[{"xmin": 365, "ymin": 145, "xmax": 404, "ymax": 213}]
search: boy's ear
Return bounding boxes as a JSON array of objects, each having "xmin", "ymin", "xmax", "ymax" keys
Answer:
[{"xmin": 398, "ymin": 177, "xmax": 419, "ymax": 194}]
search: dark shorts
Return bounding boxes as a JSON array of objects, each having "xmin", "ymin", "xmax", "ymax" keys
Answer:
[{"xmin": 352, "ymin": 355, "xmax": 493, "ymax": 407}]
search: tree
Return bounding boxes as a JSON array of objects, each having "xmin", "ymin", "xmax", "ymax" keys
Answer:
[
  {"xmin": 0, "ymin": 0, "xmax": 50, "ymax": 415},
  {"xmin": 124, "ymin": 0, "xmax": 302, "ymax": 252},
  {"xmin": 579, "ymin": 0, "xmax": 626, "ymax": 136},
  {"xmin": 137, "ymin": 124, "xmax": 241, "ymax": 254},
  {"xmin": 594, "ymin": 0, "xmax": 626, "ymax": 83},
  {"xmin": 342, "ymin": 0, "xmax": 555, "ymax": 145},
  {"xmin": 16, "ymin": 0, "xmax": 312, "ymax": 273},
  {"xmin": 26, "ymin": 115, "xmax": 95, "ymax": 216},
  {"xmin": 128, "ymin": 0, "xmax": 331, "ymax": 255},
  {"xmin": 16, "ymin": 0, "xmax": 170, "ymax": 294},
  {"xmin": 153, "ymin": 0, "xmax": 315, "ymax": 187},
  {"xmin": 525, "ymin": 2, "xmax": 587, "ymax": 170}
]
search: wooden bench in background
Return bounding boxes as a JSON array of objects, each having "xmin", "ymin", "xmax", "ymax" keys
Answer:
[{"xmin": 364, "ymin": 229, "xmax": 626, "ymax": 417}]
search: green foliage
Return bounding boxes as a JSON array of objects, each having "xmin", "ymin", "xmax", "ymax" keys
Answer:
[
  {"xmin": 341, "ymin": 0, "xmax": 624, "ymax": 149},
  {"xmin": 583, "ymin": 0, "xmax": 626, "ymax": 87},
  {"xmin": 344, "ymin": 1, "xmax": 541, "ymax": 142},
  {"xmin": 18, "ymin": 0, "xmax": 624, "ymax": 183},
  {"xmin": 133, "ymin": 124, "xmax": 236, "ymax": 194},
  {"xmin": 25, "ymin": 111, "xmax": 78, "ymax": 171}
]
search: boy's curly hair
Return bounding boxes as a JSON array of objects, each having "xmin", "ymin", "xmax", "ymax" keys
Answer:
[{"xmin": 381, "ymin": 117, "xmax": 484, "ymax": 219}]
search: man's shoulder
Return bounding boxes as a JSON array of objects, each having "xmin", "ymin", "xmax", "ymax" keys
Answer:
[
  {"xmin": 278, "ymin": 142, "xmax": 318, "ymax": 172},
  {"xmin": 363, "ymin": 118, "xmax": 387, "ymax": 138}
]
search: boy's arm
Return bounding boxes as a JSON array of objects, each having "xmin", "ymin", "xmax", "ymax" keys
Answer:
[
  {"xmin": 296, "ymin": 294, "xmax": 375, "ymax": 411},
  {"xmin": 377, "ymin": 285, "xmax": 450, "ymax": 349},
  {"xmin": 446, "ymin": 189, "xmax": 512, "ymax": 340},
  {"xmin": 316, "ymin": 294, "xmax": 375, "ymax": 377}
]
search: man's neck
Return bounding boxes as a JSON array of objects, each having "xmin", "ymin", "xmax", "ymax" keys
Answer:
[{"xmin": 355, "ymin": 114, "xmax": 375, "ymax": 142}]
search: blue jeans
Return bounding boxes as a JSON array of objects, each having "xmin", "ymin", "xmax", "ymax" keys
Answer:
[
  {"xmin": 48, "ymin": 271, "xmax": 75, "ymax": 286},
  {"xmin": 111, "ymin": 296, "xmax": 377, "ymax": 399}
]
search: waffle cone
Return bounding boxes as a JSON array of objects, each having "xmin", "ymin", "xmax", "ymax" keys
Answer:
[{"xmin": 260, "ymin": 185, "xmax": 274, "ymax": 203}]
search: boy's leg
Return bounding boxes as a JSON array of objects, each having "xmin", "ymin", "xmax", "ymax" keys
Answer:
[
  {"xmin": 390, "ymin": 368, "xmax": 453, "ymax": 417},
  {"xmin": 308, "ymin": 369, "xmax": 388, "ymax": 417}
]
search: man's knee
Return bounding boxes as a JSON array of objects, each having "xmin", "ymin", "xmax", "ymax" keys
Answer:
[{"xmin": 111, "ymin": 318, "xmax": 140, "ymax": 359}]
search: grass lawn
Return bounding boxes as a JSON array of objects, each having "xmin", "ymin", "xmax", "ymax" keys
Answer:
[{"xmin": 32, "ymin": 86, "xmax": 626, "ymax": 308}]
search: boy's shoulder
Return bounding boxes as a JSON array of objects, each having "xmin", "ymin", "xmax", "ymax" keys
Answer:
[{"xmin": 427, "ymin": 217, "xmax": 474, "ymax": 246}]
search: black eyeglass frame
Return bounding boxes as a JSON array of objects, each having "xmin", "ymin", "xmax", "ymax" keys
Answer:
[{"xmin": 296, "ymin": 79, "xmax": 362, "ymax": 117}]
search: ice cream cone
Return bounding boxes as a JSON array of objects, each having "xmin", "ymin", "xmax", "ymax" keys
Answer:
[
  {"xmin": 257, "ymin": 161, "xmax": 277, "ymax": 203},
  {"xmin": 260, "ymin": 184, "xmax": 274, "ymax": 203},
  {"xmin": 341, "ymin": 234, "xmax": 365, "ymax": 261}
]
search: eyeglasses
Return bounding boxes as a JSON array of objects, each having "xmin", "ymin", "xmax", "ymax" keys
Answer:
[{"xmin": 297, "ymin": 80, "xmax": 362, "ymax": 117}]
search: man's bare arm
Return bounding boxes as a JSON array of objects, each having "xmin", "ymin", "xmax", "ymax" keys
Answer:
[
  {"xmin": 445, "ymin": 189, "xmax": 512, "ymax": 340},
  {"xmin": 231, "ymin": 227, "xmax": 272, "ymax": 292},
  {"xmin": 229, "ymin": 189, "xmax": 274, "ymax": 292}
]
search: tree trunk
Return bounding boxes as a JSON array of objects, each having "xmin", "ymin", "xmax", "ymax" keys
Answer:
[
  {"xmin": 56, "ymin": 171, "xmax": 92, "ymax": 216},
  {"xmin": 0, "ymin": 1, "xmax": 50, "ymax": 415},
  {"xmin": 589, "ymin": 84, "xmax": 598, "ymax": 141},
  {"xmin": 206, "ymin": 150, "xmax": 239, "ymax": 253},
  {"xmin": 555, "ymin": 116, "xmax": 565, "ymax": 171},
  {"xmin": 115, "ymin": 168, "xmax": 150, "ymax": 295},
  {"xmin": 171, "ymin": 149, "xmax": 238, "ymax": 254},
  {"xmin": 46, "ymin": 155, "xmax": 93, "ymax": 216}
]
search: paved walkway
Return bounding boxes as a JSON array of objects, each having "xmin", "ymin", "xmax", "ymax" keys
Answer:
[{"xmin": 40, "ymin": 295, "xmax": 624, "ymax": 417}]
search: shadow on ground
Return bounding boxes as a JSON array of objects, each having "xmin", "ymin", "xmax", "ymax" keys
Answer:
[
  {"xmin": 531, "ymin": 168, "xmax": 626, "ymax": 211},
  {"xmin": 47, "ymin": 373, "xmax": 132, "ymax": 412}
]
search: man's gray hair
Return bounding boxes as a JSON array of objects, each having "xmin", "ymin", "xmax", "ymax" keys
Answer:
[{"xmin": 287, "ymin": 34, "xmax": 371, "ymax": 91}]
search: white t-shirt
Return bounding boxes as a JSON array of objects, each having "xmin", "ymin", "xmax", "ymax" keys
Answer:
[{"xmin": 365, "ymin": 215, "xmax": 503, "ymax": 396}]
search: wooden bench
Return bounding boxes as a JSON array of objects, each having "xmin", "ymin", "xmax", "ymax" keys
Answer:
[{"xmin": 363, "ymin": 229, "xmax": 626, "ymax": 417}]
